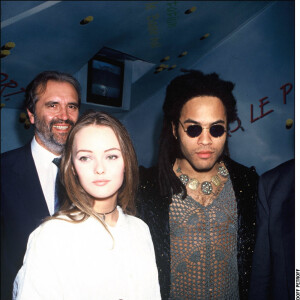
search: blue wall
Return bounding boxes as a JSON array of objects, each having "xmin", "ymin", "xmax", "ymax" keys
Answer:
[
  {"xmin": 1, "ymin": 1, "xmax": 294, "ymax": 176},
  {"xmin": 1, "ymin": 108, "xmax": 33, "ymax": 152},
  {"xmin": 121, "ymin": 1, "xmax": 294, "ymax": 175}
]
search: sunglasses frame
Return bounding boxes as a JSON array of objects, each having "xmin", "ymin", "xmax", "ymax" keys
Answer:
[{"xmin": 178, "ymin": 120, "xmax": 227, "ymax": 138}]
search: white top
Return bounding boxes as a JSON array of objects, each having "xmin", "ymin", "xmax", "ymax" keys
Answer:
[
  {"xmin": 13, "ymin": 207, "xmax": 161, "ymax": 300},
  {"xmin": 31, "ymin": 137, "xmax": 59, "ymax": 215}
]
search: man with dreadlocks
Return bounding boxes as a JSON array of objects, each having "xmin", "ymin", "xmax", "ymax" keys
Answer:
[{"xmin": 136, "ymin": 70, "xmax": 258, "ymax": 300}]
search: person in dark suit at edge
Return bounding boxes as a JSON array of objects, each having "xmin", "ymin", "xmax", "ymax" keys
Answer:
[
  {"xmin": 1, "ymin": 70, "xmax": 81, "ymax": 299},
  {"xmin": 249, "ymin": 158, "xmax": 295, "ymax": 300}
]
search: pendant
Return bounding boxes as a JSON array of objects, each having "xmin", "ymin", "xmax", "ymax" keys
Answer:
[
  {"xmin": 218, "ymin": 166, "xmax": 229, "ymax": 177},
  {"xmin": 201, "ymin": 181, "xmax": 213, "ymax": 195},
  {"xmin": 188, "ymin": 178, "xmax": 200, "ymax": 190},
  {"xmin": 179, "ymin": 174, "xmax": 189, "ymax": 185},
  {"xmin": 211, "ymin": 175, "xmax": 221, "ymax": 187}
]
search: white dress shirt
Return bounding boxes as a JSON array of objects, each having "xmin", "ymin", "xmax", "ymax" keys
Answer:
[
  {"xmin": 13, "ymin": 207, "xmax": 161, "ymax": 300},
  {"xmin": 31, "ymin": 137, "xmax": 59, "ymax": 215}
]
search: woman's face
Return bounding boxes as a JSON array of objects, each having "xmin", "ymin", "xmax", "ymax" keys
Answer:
[{"xmin": 72, "ymin": 125, "xmax": 125, "ymax": 205}]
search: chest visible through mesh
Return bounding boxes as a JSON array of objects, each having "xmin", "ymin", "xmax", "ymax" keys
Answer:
[{"xmin": 169, "ymin": 179, "xmax": 239, "ymax": 300}]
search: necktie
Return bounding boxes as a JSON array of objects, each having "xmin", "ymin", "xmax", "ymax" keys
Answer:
[{"xmin": 52, "ymin": 158, "xmax": 62, "ymax": 213}]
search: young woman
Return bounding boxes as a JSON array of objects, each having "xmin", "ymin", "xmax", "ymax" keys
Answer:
[{"xmin": 13, "ymin": 110, "xmax": 161, "ymax": 300}]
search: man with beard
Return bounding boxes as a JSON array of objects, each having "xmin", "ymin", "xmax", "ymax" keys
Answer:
[
  {"xmin": 1, "ymin": 71, "xmax": 81, "ymax": 299},
  {"xmin": 136, "ymin": 70, "xmax": 258, "ymax": 300}
]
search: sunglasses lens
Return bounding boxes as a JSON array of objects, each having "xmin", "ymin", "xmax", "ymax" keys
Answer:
[
  {"xmin": 210, "ymin": 125, "xmax": 226, "ymax": 137},
  {"xmin": 186, "ymin": 125, "xmax": 202, "ymax": 137}
]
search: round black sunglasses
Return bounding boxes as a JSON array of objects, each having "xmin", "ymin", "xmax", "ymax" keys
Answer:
[{"xmin": 179, "ymin": 120, "xmax": 226, "ymax": 138}]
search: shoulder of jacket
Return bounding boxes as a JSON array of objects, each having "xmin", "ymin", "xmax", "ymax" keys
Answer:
[
  {"xmin": 224, "ymin": 156, "xmax": 258, "ymax": 178},
  {"xmin": 262, "ymin": 158, "xmax": 294, "ymax": 180},
  {"xmin": 1, "ymin": 144, "xmax": 30, "ymax": 160}
]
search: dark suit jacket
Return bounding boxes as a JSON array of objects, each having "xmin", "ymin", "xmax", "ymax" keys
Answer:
[
  {"xmin": 249, "ymin": 159, "xmax": 295, "ymax": 300},
  {"xmin": 1, "ymin": 143, "xmax": 50, "ymax": 300}
]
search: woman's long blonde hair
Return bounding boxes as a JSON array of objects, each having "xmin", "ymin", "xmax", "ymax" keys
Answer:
[{"xmin": 51, "ymin": 110, "xmax": 139, "ymax": 233}]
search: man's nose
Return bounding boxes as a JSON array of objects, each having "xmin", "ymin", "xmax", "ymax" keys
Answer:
[
  {"xmin": 197, "ymin": 128, "xmax": 212, "ymax": 145},
  {"xmin": 58, "ymin": 106, "xmax": 69, "ymax": 121}
]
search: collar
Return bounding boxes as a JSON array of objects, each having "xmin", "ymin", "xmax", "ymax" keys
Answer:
[{"xmin": 31, "ymin": 136, "xmax": 60, "ymax": 165}]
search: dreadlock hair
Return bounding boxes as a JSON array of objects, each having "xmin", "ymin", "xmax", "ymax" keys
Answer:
[{"xmin": 158, "ymin": 69, "xmax": 238, "ymax": 197}]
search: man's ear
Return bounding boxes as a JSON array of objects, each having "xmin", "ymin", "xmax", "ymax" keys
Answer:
[
  {"xmin": 26, "ymin": 109, "xmax": 35, "ymax": 125},
  {"xmin": 171, "ymin": 122, "xmax": 177, "ymax": 140}
]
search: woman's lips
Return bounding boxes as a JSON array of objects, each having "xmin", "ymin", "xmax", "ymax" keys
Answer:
[{"xmin": 92, "ymin": 180, "xmax": 110, "ymax": 186}]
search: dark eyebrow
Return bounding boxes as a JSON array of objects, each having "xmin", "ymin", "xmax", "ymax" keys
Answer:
[
  {"xmin": 183, "ymin": 119, "xmax": 226, "ymax": 126},
  {"xmin": 211, "ymin": 120, "xmax": 226, "ymax": 126},
  {"xmin": 45, "ymin": 101, "xmax": 59, "ymax": 105},
  {"xmin": 183, "ymin": 119, "xmax": 199, "ymax": 125},
  {"xmin": 68, "ymin": 102, "xmax": 79, "ymax": 107},
  {"xmin": 45, "ymin": 101, "xmax": 79, "ymax": 107}
]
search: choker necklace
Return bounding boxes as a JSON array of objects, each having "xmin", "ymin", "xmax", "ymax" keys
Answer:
[
  {"xmin": 96, "ymin": 205, "xmax": 117, "ymax": 221},
  {"xmin": 176, "ymin": 163, "xmax": 229, "ymax": 195}
]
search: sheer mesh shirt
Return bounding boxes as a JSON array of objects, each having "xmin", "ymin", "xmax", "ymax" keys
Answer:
[{"xmin": 169, "ymin": 178, "xmax": 239, "ymax": 300}]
